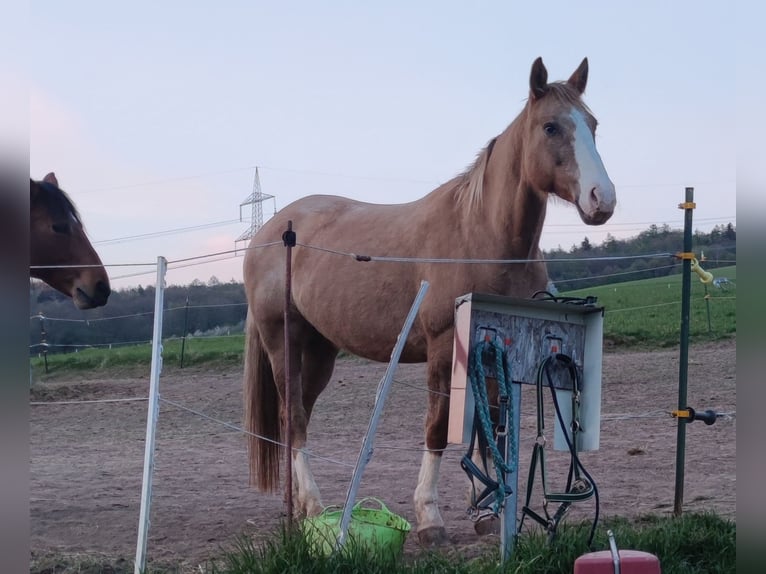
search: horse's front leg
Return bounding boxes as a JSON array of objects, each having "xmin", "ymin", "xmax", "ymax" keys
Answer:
[{"xmin": 414, "ymin": 349, "xmax": 452, "ymax": 546}]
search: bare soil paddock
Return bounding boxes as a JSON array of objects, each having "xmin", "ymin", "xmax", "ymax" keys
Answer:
[{"xmin": 30, "ymin": 339, "xmax": 735, "ymax": 572}]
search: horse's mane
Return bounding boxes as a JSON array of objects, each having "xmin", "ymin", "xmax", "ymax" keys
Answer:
[
  {"xmin": 35, "ymin": 180, "xmax": 83, "ymax": 225},
  {"xmin": 454, "ymin": 138, "xmax": 496, "ymax": 211},
  {"xmin": 545, "ymin": 81, "xmax": 592, "ymax": 111},
  {"xmin": 454, "ymin": 81, "xmax": 592, "ymax": 211}
]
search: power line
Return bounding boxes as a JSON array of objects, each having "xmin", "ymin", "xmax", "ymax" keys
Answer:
[
  {"xmin": 77, "ymin": 166, "xmax": 257, "ymax": 194},
  {"xmin": 95, "ymin": 218, "xmax": 247, "ymax": 246},
  {"xmin": 74, "ymin": 164, "xmax": 439, "ymax": 195},
  {"xmin": 73, "ymin": 162, "xmax": 734, "ymax": 195},
  {"xmin": 553, "ymin": 264, "xmax": 680, "ymax": 285}
]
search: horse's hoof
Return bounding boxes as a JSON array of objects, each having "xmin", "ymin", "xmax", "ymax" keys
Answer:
[
  {"xmin": 474, "ymin": 515, "xmax": 500, "ymax": 536},
  {"xmin": 417, "ymin": 526, "xmax": 449, "ymax": 547},
  {"xmin": 304, "ymin": 501, "xmax": 324, "ymax": 517}
]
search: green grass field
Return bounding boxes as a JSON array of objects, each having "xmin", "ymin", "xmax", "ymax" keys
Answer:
[
  {"xmin": 29, "ymin": 266, "xmax": 736, "ymax": 379},
  {"xmin": 565, "ymin": 265, "xmax": 736, "ymax": 348},
  {"xmin": 30, "ymin": 333, "xmax": 246, "ymax": 378}
]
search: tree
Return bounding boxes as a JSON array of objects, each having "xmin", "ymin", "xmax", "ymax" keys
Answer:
[{"xmin": 603, "ymin": 233, "xmax": 618, "ymax": 253}]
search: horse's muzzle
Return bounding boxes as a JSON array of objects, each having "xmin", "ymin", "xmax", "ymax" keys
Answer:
[{"xmin": 75, "ymin": 280, "xmax": 111, "ymax": 309}]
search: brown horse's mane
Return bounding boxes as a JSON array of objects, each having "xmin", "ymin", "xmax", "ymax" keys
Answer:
[
  {"xmin": 454, "ymin": 81, "xmax": 593, "ymax": 211},
  {"xmin": 35, "ymin": 180, "xmax": 83, "ymax": 226}
]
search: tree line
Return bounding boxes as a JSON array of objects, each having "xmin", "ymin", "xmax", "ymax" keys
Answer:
[
  {"xmin": 29, "ymin": 224, "xmax": 735, "ymax": 354},
  {"xmin": 546, "ymin": 223, "xmax": 736, "ymax": 291},
  {"xmin": 29, "ymin": 277, "xmax": 247, "ymax": 355}
]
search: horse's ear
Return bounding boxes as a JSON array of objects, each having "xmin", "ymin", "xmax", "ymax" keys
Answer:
[
  {"xmin": 529, "ymin": 57, "xmax": 548, "ymax": 100},
  {"xmin": 567, "ymin": 58, "xmax": 589, "ymax": 95},
  {"xmin": 43, "ymin": 172, "xmax": 59, "ymax": 187}
]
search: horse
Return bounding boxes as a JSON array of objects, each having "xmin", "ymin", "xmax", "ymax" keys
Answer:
[
  {"xmin": 242, "ymin": 57, "xmax": 616, "ymax": 546},
  {"xmin": 30, "ymin": 172, "xmax": 111, "ymax": 309}
]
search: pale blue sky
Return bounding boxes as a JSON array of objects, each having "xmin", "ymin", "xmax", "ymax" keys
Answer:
[{"xmin": 29, "ymin": 1, "xmax": 736, "ymax": 289}]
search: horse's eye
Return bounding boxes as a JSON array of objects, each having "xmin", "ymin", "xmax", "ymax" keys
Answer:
[
  {"xmin": 543, "ymin": 122, "xmax": 559, "ymax": 136},
  {"xmin": 52, "ymin": 223, "xmax": 70, "ymax": 235}
]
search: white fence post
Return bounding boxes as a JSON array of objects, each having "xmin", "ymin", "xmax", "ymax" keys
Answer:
[{"xmin": 135, "ymin": 256, "xmax": 167, "ymax": 574}]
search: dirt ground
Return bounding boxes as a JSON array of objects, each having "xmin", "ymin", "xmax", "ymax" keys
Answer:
[{"xmin": 29, "ymin": 339, "xmax": 736, "ymax": 572}]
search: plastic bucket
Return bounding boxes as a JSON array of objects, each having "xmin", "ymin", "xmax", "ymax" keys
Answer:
[{"xmin": 303, "ymin": 497, "xmax": 411, "ymax": 556}]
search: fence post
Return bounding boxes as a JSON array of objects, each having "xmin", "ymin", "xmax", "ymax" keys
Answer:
[
  {"xmin": 282, "ymin": 220, "xmax": 296, "ymax": 526},
  {"xmin": 673, "ymin": 188, "xmax": 694, "ymax": 516},
  {"xmin": 135, "ymin": 256, "xmax": 168, "ymax": 574},
  {"xmin": 180, "ymin": 297, "xmax": 190, "ymax": 367},
  {"xmin": 39, "ymin": 313, "xmax": 49, "ymax": 374}
]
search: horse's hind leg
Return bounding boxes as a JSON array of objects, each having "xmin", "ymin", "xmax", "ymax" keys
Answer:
[
  {"xmin": 290, "ymin": 331, "xmax": 338, "ymax": 517},
  {"xmin": 256, "ymin": 318, "xmax": 319, "ymax": 518}
]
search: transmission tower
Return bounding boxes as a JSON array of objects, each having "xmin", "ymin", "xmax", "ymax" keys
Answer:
[{"xmin": 236, "ymin": 167, "xmax": 275, "ymax": 252}]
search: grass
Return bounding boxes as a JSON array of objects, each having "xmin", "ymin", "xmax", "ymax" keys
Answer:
[
  {"xmin": 27, "ymin": 511, "xmax": 737, "ymax": 574},
  {"xmin": 32, "ymin": 513, "xmax": 729, "ymax": 573},
  {"xmin": 564, "ymin": 265, "xmax": 736, "ymax": 348},
  {"xmin": 205, "ymin": 512, "xmax": 735, "ymax": 574},
  {"xmin": 30, "ymin": 334, "xmax": 246, "ymax": 380}
]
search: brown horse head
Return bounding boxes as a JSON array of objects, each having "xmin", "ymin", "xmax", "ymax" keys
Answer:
[
  {"xmin": 521, "ymin": 57, "xmax": 615, "ymax": 225},
  {"xmin": 30, "ymin": 172, "xmax": 111, "ymax": 309}
]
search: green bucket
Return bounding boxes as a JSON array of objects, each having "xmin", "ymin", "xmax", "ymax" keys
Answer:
[{"xmin": 303, "ymin": 497, "xmax": 411, "ymax": 557}]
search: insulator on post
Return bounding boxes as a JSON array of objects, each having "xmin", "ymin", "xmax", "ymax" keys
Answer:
[{"xmin": 672, "ymin": 407, "xmax": 718, "ymax": 425}]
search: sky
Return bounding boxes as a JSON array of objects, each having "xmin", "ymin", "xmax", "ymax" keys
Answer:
[{"xmin": 27, "ymin": 1, "xmax": 736, "ymax": 290}]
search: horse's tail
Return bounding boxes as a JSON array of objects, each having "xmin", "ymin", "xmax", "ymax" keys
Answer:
[{"xmin": 243, "ymin": 312, "xmax": 281, "ymax": 492}]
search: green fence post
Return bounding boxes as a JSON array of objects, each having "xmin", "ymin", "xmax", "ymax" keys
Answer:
[{"xmin": 674, "ymin": 187, "xmax": 694, "ymax": 516}]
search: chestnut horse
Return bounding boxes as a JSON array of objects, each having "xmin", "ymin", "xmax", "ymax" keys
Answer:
[
  {"xmin": 243, "ymin": 57, "xmax": 615, "ymax": 545},
  {"xmin": 30, "ymin": 173, "xmax": 111, "ymax": 309}
]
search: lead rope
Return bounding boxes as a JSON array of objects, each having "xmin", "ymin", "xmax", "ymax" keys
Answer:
[
  {"xmin": 461, "ymin": 333, "xmax": 516, "ymax": 518},
  {"xmin": 519, "ymin": 354, "xmax": 599, "ymax": 546}
]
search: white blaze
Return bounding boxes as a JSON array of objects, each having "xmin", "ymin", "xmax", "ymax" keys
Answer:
[{"xmin": 570, "ymin": 108, "xmax": 615, "ymax": 215}]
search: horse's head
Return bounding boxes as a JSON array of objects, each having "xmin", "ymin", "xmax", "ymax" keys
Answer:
[
  {"xmin": 522, "ymin": 57, "xmax": 615, "ymax": 225},
  {"xmin": 30, "ymin": 172, "xmax": 111, "ymax": 309}
]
